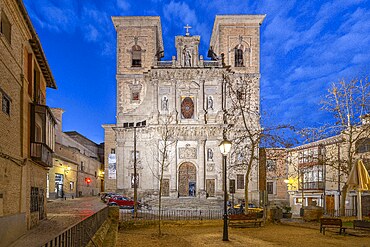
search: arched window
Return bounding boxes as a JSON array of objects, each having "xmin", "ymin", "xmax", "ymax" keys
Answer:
[
  {"xmin": 234, "ymin": 46, "xmax": 244, "ymax": 67},
  {"xmin": 356, "ymin": 138, "xmax": 370, "ymax": 153},
  {"xmin": 132, "ymin": 45, "xmax": 142, "ymax": 67}
]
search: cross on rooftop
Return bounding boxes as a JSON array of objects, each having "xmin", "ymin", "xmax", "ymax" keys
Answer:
[{"xmin": 184, "ymin": 24, "xmax": 192, "ymax": 36}]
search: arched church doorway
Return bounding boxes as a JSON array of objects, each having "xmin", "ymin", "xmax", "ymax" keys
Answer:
[{"xmin": 178, "ymin": 162, "xmax": 196, "ymax": 197}]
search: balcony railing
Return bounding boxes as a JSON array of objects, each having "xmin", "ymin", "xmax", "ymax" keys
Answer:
[
  {"xmin": 31, "ymin": 142, "xmax": 53, "ymax": 167},
  {"xmin": 30, "ymin": 103, "xmax": 56, "ymax": 167},
  {"xmin": 203, "ymin": 60, "xmax": 222, "ymax": 67},
  {"xmin": 154, "ymin": 59, "xmax": 222, "ymax": 68},
  {"xmin": 157, "ymin": 61, "xmax": 173, "ymax": 67},
  {"xmin": 300, "ymin": 181, "xmax": 325, "ymax": 190}
]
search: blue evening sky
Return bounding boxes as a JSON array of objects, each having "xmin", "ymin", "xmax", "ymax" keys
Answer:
[{"xmin": 23, "ymin": 0, "xmax": 370, "ymax": 144}]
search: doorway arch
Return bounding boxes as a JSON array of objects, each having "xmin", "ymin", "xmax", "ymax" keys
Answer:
[{"xmin": 178, "ymin": 162, "xmax": 196, "ymax": 197}]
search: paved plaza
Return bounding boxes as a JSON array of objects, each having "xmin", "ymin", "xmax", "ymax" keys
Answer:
[{"xmin": 118, "ymin": 220, "xmax": 370, "ymax": 247}]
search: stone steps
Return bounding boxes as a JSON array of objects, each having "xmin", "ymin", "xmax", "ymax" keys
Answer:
[{"xmin": 143, "ymin": 197, "xmax": 224, "ymax": 210}]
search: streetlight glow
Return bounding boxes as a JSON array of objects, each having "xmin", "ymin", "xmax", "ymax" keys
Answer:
[{"xmin": 219, "ymin": 140, "xmax": 232, "ymax": 155}]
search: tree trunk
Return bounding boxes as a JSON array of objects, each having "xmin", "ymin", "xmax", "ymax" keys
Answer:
[
  {"xmin": 340, "ymin": 183, "xmax": 347, "ymax": 216},
  {"xmin": 244, "ymin": 173, "xmax": 249, "ymax": 213},
  {"xmin": 158, "ymin": 176, "xmax": 162, "ymax": 236}
]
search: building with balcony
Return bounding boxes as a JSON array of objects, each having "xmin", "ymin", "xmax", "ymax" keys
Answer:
[
  {"xmin": 286, "ymin": 132, "xmax": 370, "ymax": 216},
  {"xmin": 49, "ymin": 108, "xmax": 104, "ymax": 199},
  {"xmin": 0, "ymin": 0, "xmax": 57, "ymax": 245}
]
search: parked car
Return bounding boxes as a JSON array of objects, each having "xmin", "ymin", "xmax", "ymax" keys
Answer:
[
  {"xmin": 101, "ymin": 192, "xmax": 117, "ymax": 203},
  {"xmin": 107, "ymin": 196, "xmax": 141, "ymax": 209},
  {"xmin": 228, "ymin": 201, "xmax": 263, "ymax": 215}
]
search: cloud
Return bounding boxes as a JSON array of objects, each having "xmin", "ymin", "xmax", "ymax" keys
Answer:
[
  {"xmin": 24, "ymin": 0, "xmax": 121, "ymax": 57},
  {"xmin": 162, "ymin": 1, "xmax": 210, "ymax": 51},
  {"xmin": 116, "ymin": 0, "xmax": 130, "ymax": 11}
]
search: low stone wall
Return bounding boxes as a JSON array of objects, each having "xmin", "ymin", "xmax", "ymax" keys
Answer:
[
  {"xmin": 0, "ymin": 213, "xmax": 26, "ymax": 247},
  {"xmin": 87, "ymin": 207, "xmax": 119, "ymax": 247}
]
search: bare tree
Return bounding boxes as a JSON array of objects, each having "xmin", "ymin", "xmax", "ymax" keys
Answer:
[
  {"xmin": 147, "ymin": 115, "xmax": 175, "ymax": 236},
  {"xmin": 321, "ymin": 76, "xmax": 370, "ymax": 215},
  {"xmin": 225, "ymin": 74, "xmax": 296, "ymax": 209},
  {"xmin": 301, "ymin": 76, "xmax": 370, "ymax": 215}
]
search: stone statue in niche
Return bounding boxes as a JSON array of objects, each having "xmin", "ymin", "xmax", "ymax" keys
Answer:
[
  {"xmin": 161, "ymin": 96, "xmax": 168, "ymax": 111},
  {"xmin": 183, "ymin": 45, "xmax": 191, "ymax": 66},
  {"xmin": 207, "ymin": 96, "xmax": 214, "ymax": 110},
  {"xmin": 207, "ymin": 148, "xmax": 213, "ymax": 161}
]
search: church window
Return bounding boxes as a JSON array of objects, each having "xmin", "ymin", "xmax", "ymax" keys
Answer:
[
  {"xmin": 131, "ymin": 45, "xmax": 142, "ymax": 67},
  {"xmin": 234, "ymin": 47, "xmax": 244, "ymax": 67},
  {"xmin": 1, "ymin": 11, "xmax": 11, "ymax": 44},
  {"xmin": 181, "ymin": 97, "xmax": 194, "ymax": 119},
  {"xmin": 2, "ymin": 92, "xmax": 11, "ymax": 116},
  {"xmin": 237, "ymin": 174, "xmax": 244, "ymax": 189},
  {"xmin": 267, "ymin": 181, "xmax": 274, "ymax": 194}
]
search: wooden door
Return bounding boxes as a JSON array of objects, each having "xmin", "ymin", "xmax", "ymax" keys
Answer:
[
  {"xmin": 178, "ymin": 162, "xmax": 196, "ymax": 197},
  {"xmin": 206, "ymin": 179, "xmax": 215, "ymax": 197}
]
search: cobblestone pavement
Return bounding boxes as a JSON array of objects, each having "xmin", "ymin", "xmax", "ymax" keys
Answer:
[{"xmin": 9, "ymin": 196, "xmax": 107, "ymax": 247}]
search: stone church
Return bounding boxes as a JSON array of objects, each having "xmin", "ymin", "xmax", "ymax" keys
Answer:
[{"xmin": 103, "ymin": 15, "xmax": 265, "ymax": 203}]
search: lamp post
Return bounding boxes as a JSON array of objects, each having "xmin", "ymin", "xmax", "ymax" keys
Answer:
[
  {"xmin": 125, "ymin": 120, "xmax": 146, "ymax": 218},
  {"xmin": 219, "ymin": 138, "xmax": 232, "ymax": 241}
]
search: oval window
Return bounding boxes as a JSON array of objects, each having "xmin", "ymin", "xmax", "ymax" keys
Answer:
[{"xmin": 181, "ymin": 97, "xmax": 194, "ymax": 119}]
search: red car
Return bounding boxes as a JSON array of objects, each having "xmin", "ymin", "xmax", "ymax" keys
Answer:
[{"xmin": 107, "ymin": 196, "xmax": 141, "ymax": 209}]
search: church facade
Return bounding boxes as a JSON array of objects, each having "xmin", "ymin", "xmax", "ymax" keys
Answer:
[{"xmin": 103, "ymin": 15, "xmax": 265, "ymax": 203}]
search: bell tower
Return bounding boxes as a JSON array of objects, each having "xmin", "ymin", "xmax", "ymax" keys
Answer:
[{"xmin": 209, "ymin": 15, "xmax": 266, "ymax": 74}]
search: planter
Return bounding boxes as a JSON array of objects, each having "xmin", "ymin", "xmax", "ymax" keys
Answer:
[
  {"xmin": 303, "ymin": 206, "xmax": 323, "ymax": 222},
  {"xmin": 283, "ymin": 212, "xmax": 292, "ymax": 218}
]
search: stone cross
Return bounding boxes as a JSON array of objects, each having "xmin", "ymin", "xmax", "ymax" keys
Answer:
[{"xmin": 184, "ymin": 24, "xmax": 192, "ymax": 36}]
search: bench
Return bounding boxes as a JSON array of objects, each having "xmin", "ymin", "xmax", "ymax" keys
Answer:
[
  {"xmin": 353, "ymin": 220, "xmax": 370, "ymax": 231},
  {"xmin": 320, "ymin": 218, "xmax": 346, "ymax": 235},
  {"xmin": 228, "ymin": 213, "xmax": 263, "ymax": 228}
]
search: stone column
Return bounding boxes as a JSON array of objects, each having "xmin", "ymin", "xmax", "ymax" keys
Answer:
[
  {"xmin": 116, "ymin": 139, "xmax": 125, "ymax": 192},
  {"xmin": 170, "ymin": 140, "xmax": 178, "ymax": 197},
  {"xmin": 199, "ymin": 80, "xmax": 206, "ymax": 123},
  {"xmin": 198, "ymin": 139, "xmax": 206, "ymax": 198}
]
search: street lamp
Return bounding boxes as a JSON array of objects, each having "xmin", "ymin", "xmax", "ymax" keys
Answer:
[
  {"xmin": 124, "ymin": 120, "xmax": 146, "ymax": 218},
  {"xmin": 219, "ymin": 138, "xmax": 232, "ymax": 241}
]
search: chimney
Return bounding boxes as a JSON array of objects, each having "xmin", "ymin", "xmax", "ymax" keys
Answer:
[{"xmin": 50, "ymin": 108, "xmax": 64, "ymax": 143}]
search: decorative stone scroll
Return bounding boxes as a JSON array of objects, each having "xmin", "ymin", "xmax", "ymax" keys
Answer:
[
  {"xmin": 207, "ymin": 163, "xmax": 215, "ymax": 172},
  {"xmin": 179, "ymin": 144, "xmax": 197, "ymax": 159}
]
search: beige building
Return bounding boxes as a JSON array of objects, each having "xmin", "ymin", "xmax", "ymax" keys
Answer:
[
  {"xmin": 103, "ymin": 15, "xmax": 265, "ymax": 204},
  {"xmin": 286, "ymin": 131, "xmax": 370, "ymax": 215},
  {"xmin": 0, "ymin": 0, "xmax": 57, "ymax": 245},
  {"xmin": 50, "ymin": 108, "xmax": 104, "ymax": 199}
]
